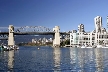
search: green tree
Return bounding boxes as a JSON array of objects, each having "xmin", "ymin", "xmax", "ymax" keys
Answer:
[
  {"xmin": 65, "ymin": 39, "xmax": 70, "ymax": 45},
  {"xmin": 60, "ymin": 41, "xmax": 65, "ymax": 46},
  {"xmin": 60, "ymin": 39, "xmax": 70, "ymax": 46},
  {"xmin": 99, "ymin": 40, "xmax": 103, "ymax": 45}
]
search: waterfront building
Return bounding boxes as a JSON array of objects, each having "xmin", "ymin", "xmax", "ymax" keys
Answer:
[
  {"xmin": 78, "ymin": 24, "xmax": 85, "ymax": 33},
  {"xmin": 32, "ymin": 38, "xmax": 37, "ymax": 43},
  {"xmin": 46, "ymin": 39, "xmax": 48, "ymax": 42},
  {"xmin": 64, "ymin": 35, "xmax": 70, "ymax": 40},
  {"xmin": 42, "ymin": 37, "xmax": 46, "ymax": 44},
  {"xmin": 70, "ymin": 16, "xmax": 108, "ymax": 46},
  {"xmin": 49, "ymin": 38, "xmax": 53, "ymax": 42}
]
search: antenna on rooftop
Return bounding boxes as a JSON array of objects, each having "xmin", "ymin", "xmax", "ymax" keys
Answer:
[{"xmin": 107, "ymin": 16, "xmax": 108, "ymax": 31}]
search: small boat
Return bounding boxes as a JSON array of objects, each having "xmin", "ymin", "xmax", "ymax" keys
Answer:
[
  {"xmin": 86, "ymin": 46, "xmax": 92, "ymax": 48},
  {"xmin": 3, "ymin": 45, "xmax": 9, "ymax": 51},
  {"xmin": 15, "ymin": 46, "xmax": 19, "ymax": 50},
  {"xmin": 92, "ymin": 45, "xmax": 97, "ymax": 48},
  {"xmin": 3, "ymin": 45, "xmax": 19, "ymax": 51},
  {"xmin": 102, "ymin": 47, "xmax": 108, "ymax": 48},
  {"xmin": 102, "ymin": 45, "xmax": 108, "ymax": 48},
  {"xmin": 16, "ymin": 47, "xmax": 19, "ymax": 50},
  {"xmin": 97, "ymin": 45, "xmax": 102, "ymax": 48},
  {"xmin": 81, "ymin": 46, "xmax": 86, "ymax": 48},
  {"xmin": 12, "ymin": 45, "xmax": 19, "ymax": 50}
]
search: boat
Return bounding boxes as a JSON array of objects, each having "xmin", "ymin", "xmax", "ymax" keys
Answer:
[
  {"xmin": 86, "ymin": 44, "xmax": 93, "ymax": 48},
  {"xmin": 80, "ymin": 43, "xmax": 87, "ymax": 48},
  {"xmin": 96, "ymin": 45, "xmax": 102, "ymax": 48},
  {"xmin": 86, "ymin": 46, "xmax": 92, "ymax": 48},
  {"xmin": 3, "ymin": 45, "xmax": 9, "ymax": 51},
  {"xmin": 2, "ymin": 45, "xmax": 19, "ymax": 51},
  {"xmin": 102, "ymin": 45, "xmax": 108, "ymax": 48},
  {"xmin": 14, "ymin": 45, "xmax": 19, "ymax": 50},
  {"xmin": 81, "ymin": 45, "xmax": 86, "ymax": 48},
  {"xmin": 8, "ymin": 45, "xmax": 19, "ymax": 50},
  {"xmin": 92, "ymin": 45, "xmax": 97, "ymax": 48}
]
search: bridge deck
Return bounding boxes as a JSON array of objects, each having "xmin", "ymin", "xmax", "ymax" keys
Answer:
[{"xmin": 0, "ymin": 32, "xmax": 69, "ymax": 35}]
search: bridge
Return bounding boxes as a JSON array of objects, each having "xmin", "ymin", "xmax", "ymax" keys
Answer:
[
  {"xmin": 0, "ymin": 25, "xmax": 69, "ymax": 47},
  {"xmin": 0, "ymin": 32, "xmax": 69, "ymax": 35}
]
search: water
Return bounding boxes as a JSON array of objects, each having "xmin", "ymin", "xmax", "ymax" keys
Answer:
[{"xmin": 0, "ymin": 46, "xmax": 108, "ymax": 72}]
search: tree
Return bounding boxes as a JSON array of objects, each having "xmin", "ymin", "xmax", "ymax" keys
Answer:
[
  {"xmin": 65, "ymin": 39, "xmax": 70, "ymax": 45},
  {"xmin": 60, "ymin": 39, "xmax": 70, "ymax": 46},
  {"xmin": 99, "ymin": 40, "xmax": 103, "ymax": 45}
]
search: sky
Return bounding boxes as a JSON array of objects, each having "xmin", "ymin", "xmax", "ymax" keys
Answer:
[{"xmin": 0, "ymin": 0, "xmax": 108, "ymax": 32}]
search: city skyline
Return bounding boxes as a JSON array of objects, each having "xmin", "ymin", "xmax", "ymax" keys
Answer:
[{"xmin": 0, "ymin": 0, "xmax": 108, "ymax": 32}]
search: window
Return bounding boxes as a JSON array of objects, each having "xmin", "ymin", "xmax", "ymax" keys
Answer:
[
  {"xmin": 102, "ymin": 35, "xmax": 103, "ymax": 39},
  {"xmin": 107, "ymin": 35, "xmax": 108, "ymax": 38}
]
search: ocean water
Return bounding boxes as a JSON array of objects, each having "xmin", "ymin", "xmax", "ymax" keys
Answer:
[{"xmin": 0, "ymin": 46, "xmax": 108, "ymax": 72}]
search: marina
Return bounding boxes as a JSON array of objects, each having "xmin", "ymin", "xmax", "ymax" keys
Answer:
[{"xmin": 0, "ymin": 44, "xmax": 19, "ymax": 51}]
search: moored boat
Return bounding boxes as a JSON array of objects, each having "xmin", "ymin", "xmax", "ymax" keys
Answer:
[
  {"xmin": 102, "ymin": 45, "xmax": 108, "ymax": 48},
  {"xmin": 96, "ymin": 45, "xmax": 102, "ymax": 48},
  {"xmin": 14, "ymin": 45, "xmax": 19, "ymax": 50},
  {"xmin": 81, "ymin": 46, "xmax": 86, "ymax": 48},
  {"xmin": 8, "ymin": 45, "xmax": 19, "ymax": 50},
  {"xmin": 86, "ymin": 46, "xmax": 92, "ymax": 48},
  {"xmin": 3, "ymin": 45, "xmax": 9, "ymax": 51},
  {"xmin": 0, "ymin": 44, "xmax": 19, "ymax": 51}
]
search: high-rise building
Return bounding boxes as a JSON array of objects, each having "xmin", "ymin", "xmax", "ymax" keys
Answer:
[
  {"xmin": 94, "ymin": 16, "xmax": 102, "ymax": 33},
  {"xmin": 78, "ymin": 24, "xmax": 85, "ymax": 32},
  {"xmin": 70, "ymin": 16, "xmax": 108, "ymax": 47}
]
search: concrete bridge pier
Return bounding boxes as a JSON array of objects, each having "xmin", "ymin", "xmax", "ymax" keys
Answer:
[
  {"xmin": 53, "ymin": 26, "xmax": 60, "ymax": 47},
  {"xmin": 8, "ymin": 25, "xmax": 15, "ymax": 46}
]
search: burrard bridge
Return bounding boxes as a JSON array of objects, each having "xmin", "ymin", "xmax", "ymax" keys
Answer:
[{"xmin": 0, "ymin": 25, "xmax": 69, "ymax": 47}]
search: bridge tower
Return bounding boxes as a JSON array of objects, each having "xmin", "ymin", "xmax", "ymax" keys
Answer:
[
  {"xmin": 8, "ymin": 25, "xmax": 15, "ymax": 46},
  {"xmin": 53, "ymin": 26, "xmax": 60, "ymax": 47}
]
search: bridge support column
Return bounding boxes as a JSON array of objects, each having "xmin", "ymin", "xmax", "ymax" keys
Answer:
[
  {"xmin": 53, "ymin": 26, "xmax": 60, "ymax": 47},
  {"xmin": 8, "ymin": 25, "xmax": 15, "ymax": 46}
]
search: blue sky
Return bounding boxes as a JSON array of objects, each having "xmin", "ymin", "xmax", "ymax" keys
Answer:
[{"xmin": 0, "ymin": 0, "xmax": 108, "ymax": 32}]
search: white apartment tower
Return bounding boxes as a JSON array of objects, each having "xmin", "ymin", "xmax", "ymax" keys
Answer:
[
  {"xmin": 78, "ymin": 24, "xmax": 85, "ymax": 33},
  {"xmin": 70, "ymin": 16, "xmax": 108, "ymax": 47},
  {"xmin": 94, "ymin": 16, "xmax": 102, "ymax": 33}
]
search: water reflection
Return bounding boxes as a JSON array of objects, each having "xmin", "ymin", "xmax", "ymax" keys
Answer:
[
  {"xmin": 70, "ymin": 48, "xmax": 97, "ymax": 72},
  {"xmin": 95, "ymin": 49, "xmax": 103, "ymax": 72},
  {"xmin": 0, "ymin": 47, "xmax": 108, "ymax": 71},
  {"xmin": 70, "ymin": 48, "xmax": 78, "ymax": 71},
  {"xmin": 8, "ymin": 50, "xmax": 14, "ymax": 71},
  {"xmin": 53, "ymin": 47, "xmax": 61, "ymax": 72},
  {"xmin": 78, "ymin": 49, "xmax": 85, "ymax": 70}
]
